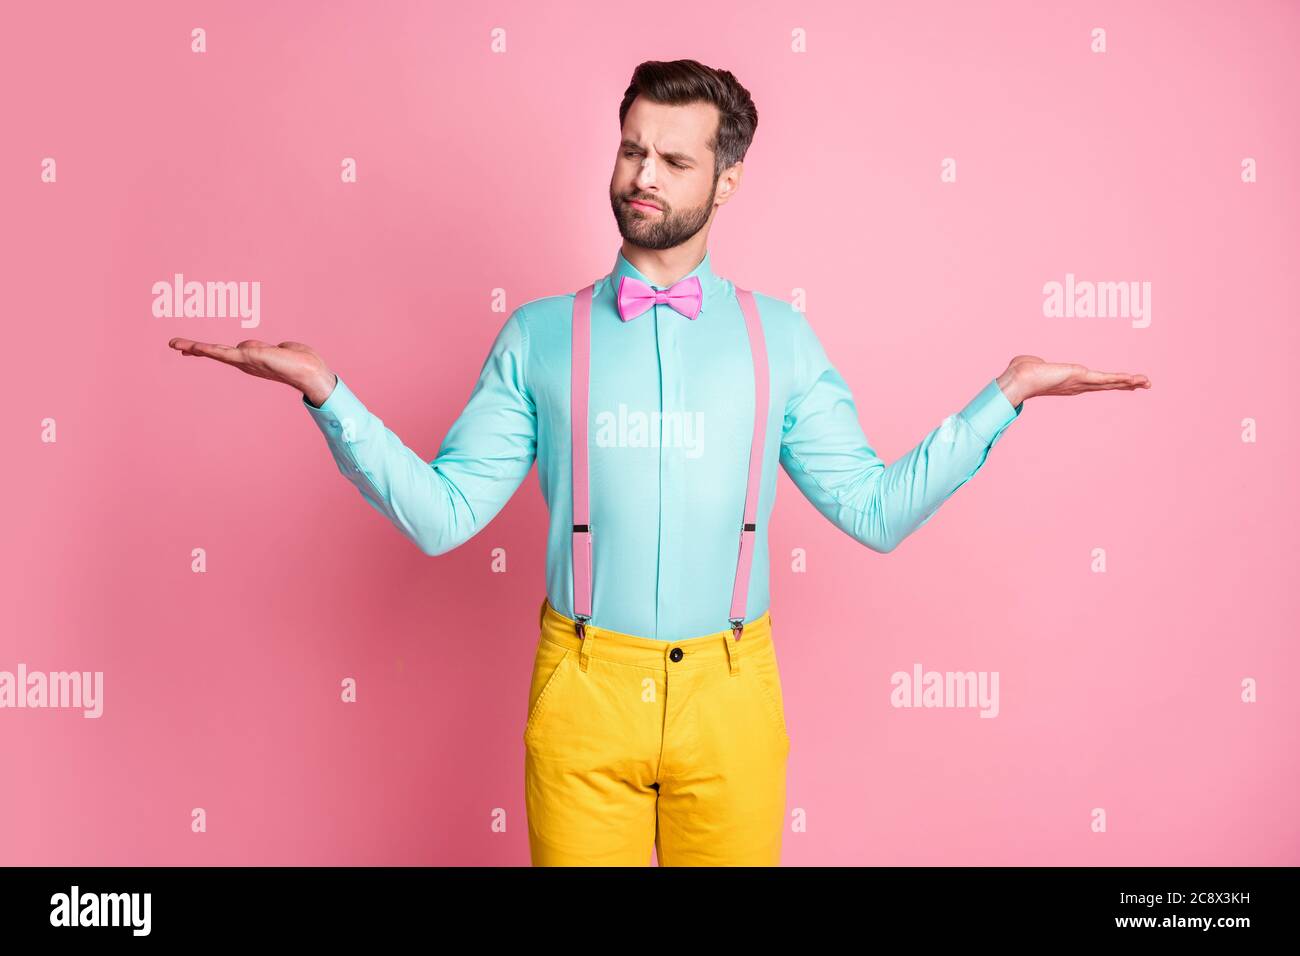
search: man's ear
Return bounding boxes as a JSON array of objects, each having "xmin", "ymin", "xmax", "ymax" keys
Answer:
[{"xmin": 715, "ymin": 162, "xmax": 743, "ymax": 205}]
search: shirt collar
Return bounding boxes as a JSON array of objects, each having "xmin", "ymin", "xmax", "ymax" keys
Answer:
[{"xmin": 606, "ymin": 248, "xmax": 725, "ymax": 317}]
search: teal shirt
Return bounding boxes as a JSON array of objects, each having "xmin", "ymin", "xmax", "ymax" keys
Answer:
[{"xmin": 303, "ymin": 248, "xmax": 1023, "ymax": 641}]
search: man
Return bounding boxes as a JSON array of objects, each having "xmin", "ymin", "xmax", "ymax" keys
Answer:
[{"xmin": 168, "ymin": 59, "xmax": 1149, "ymax": 866}]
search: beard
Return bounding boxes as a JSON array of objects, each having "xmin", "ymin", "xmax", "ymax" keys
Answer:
[{"xmin": 609, "ymin": 184, "xmax": 715, "ymax": 251}]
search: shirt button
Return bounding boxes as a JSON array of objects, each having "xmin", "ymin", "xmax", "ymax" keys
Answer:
[{"xmin": 669, "ymin": 647, "xmax": 683, "ymax": 662}]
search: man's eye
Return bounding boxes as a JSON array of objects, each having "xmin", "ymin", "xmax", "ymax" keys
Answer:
[{"xmin": 622, "ymin": 150, "xmax": 684, "ymax": 169}]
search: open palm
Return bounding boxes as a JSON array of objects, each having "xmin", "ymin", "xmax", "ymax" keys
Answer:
[
  {"xmin": 168, "ymin": 337, "xmax": 336, "ymax": 402},
  {"xmin": 1006, "ymin": 354, "xmax": 1150, "ymax": 399}
]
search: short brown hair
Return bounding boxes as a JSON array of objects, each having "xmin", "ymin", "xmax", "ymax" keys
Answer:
[{"xmin": 618, "ymin": 59, "xmax": 759, "ymax": 180}]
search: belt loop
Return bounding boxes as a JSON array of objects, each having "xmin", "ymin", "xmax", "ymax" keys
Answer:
[
  {"xmin": 576, "ymin": 616, "xmax": 593, "ymax": 672},
  {"xmin": 724, "ymin": 626, "xmax": 740, "ymax": 675}
]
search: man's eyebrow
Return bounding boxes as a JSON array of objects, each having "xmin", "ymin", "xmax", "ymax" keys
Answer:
[{"xmin": 620, "ymin": 139, "xmax": 695, "ymax": 164}]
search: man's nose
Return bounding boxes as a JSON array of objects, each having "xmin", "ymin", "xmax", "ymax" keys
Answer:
[{"xmin": 636, "ymin": 156, "xmax": 659, "ymax": 188}]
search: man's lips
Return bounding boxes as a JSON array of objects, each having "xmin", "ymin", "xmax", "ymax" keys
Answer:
[{"xmin": 628, "ymin": 199, "xmax": 662, "ymax": 212}]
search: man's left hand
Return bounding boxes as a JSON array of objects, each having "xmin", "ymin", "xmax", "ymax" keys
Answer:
[{"xmin": 996, "ymin": 355, "xmax": 1151, "ymax": 407}]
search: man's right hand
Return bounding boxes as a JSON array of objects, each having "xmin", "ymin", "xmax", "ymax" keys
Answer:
[{"xmin": 168, "ymin": 337, "xmax": 338, "ymax": 407}]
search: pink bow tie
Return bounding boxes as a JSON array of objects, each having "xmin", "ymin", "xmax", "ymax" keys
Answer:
[{"xmin": 617, "ymin": 275, "xmax": 703, "ymax": 322}]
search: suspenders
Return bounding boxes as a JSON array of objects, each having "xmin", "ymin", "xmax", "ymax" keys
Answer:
[{"xmin": 570, "ymin": 281, "xmax": 768, "ymax": 643}]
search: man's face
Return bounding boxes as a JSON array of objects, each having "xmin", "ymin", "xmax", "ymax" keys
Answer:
[{"xmin": 609, "ymin": 97, "xmax": 725, "ymax": 251}]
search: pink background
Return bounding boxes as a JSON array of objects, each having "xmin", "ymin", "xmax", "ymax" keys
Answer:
[{"xmin": 2, "ymin": 0, "xmax": 1297, "ymax": 866}]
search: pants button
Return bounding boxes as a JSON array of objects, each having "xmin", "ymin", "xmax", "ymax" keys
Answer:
[{"xmin": 669, "ymin": 647, "xmax": 683, "ymax": 662}]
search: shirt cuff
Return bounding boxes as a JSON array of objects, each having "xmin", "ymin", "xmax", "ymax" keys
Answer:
[
  {"xmin": 302, "ymin": 375, "xmax": 368, "ymax": 438},
  {"xmin": 959, "ymin": 378, "xmax": 1023, "ymax": 445}
]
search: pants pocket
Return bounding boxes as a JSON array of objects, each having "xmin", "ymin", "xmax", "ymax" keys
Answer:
[
  {"xmin": 523, "ymin": 639, "xmax": 572, "ymax": 744},
  {"xmin": 750, "ymin": 643, "xmax": 790, "ymax": 747}
]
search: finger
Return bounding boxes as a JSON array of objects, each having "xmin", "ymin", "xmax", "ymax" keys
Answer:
[
  {"xmin": 278, "ymin": 341, "xmax": 312, "ymax": 353},
  {"xmin": 237, "ymin": 340, "xmax": 272, "ymax": 350},
  {"xmin": 1095, "ymin": 376, "xmax": 1151, "ymax": 390},
  {"xmin": 176, "ymin": 341, "xmax": 245, "ymax": 365},
  {"xmin": 170, "ymin": 336, "xmax": 220, "ymax": 354},
  {"xmin": 1082, "ymin": 370, "xmax": 1145, "ymax": 388}
]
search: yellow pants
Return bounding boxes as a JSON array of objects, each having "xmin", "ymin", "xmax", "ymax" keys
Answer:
[{"xmin": 523, "ymin": 598, "xmax": 790, "ymax": 866}]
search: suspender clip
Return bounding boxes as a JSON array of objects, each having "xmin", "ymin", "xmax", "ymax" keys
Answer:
[{"xmin": 574, "ymin": 613, "xmax": 593, "ymax": 671}]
